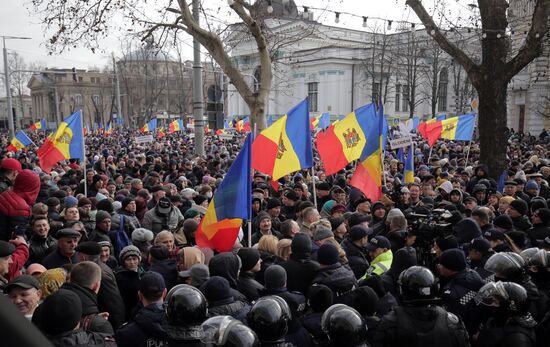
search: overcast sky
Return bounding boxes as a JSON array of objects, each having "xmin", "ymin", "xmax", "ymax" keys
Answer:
[{"xmin": 0, "ymin": 0, "xmax": 461, "ymax": 71}]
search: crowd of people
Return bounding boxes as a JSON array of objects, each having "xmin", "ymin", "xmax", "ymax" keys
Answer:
[{"xmin": 0, "ymin": 126, "xmax": 549, "ymax": 347}]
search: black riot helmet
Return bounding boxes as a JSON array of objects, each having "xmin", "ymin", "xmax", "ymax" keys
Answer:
[
  {"xmin": 398, "ymin": 266, "xmax": 439, "ymax": 304},
  {"xmin": 247, "ymin": 296, "xmax": 291, "ymax": 342},
  {"xmin": 321, "ymin": 304, "xmax": 368, "ymax": 347},
  {"xmin": 166, "ymin": 284, "xmax": 207, "ymax": 326},
  {"xmin": 484, "ymin": 252, "xmax": 525, "ymax": 280},
  {"xmin": 475, "ymin": 281, "xmax": 531, "ymax": 317},
  {"xmin": 201, "ymin": 316, "xmax": 259, "ymax": 347}
]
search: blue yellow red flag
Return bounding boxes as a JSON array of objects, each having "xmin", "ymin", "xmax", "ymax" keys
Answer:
[
  {"xmin": 141, "ymin": 118, "xmax": 157, "ymax": 133},
  {"xmin": 7, "ymin": 130, "xmax": 33, "ymax": 152},
  {"xmin": 404, "ymin": 143, "xmax": 415, "ymax": 184}
]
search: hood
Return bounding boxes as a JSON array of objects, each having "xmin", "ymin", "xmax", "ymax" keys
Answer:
[
  {"xmin": 437, "ymin": 181, "xmax": 453, "ymax": 194},
  {"xmin": 60, "ymin": 282, "xmax": 99, "ymax": 315},
  {"xmin": 181, "ymin": 247, "xmax": 205, "ymax": 270},
  {"xmin": 453, "ymin": 218, "xmax": 481, "ymax": 244},
  {"xmin": 386, "ymin": 247, "xmax": 417, "ymax": 279},
  {"xmin": 13, "ymin": 169, "xmax": 40, "ymax": 205},
  {"xmin": 451, "ymin": 268, "xmax": 485, "ymax": 291},
  {"xmin": 475, "ymin": 164, "xmax": 490, "ymax": 178},
  {"xmin": 134, "ymin": 303, "xmax": 168, "ymax": 338},
  {"xmin": 450, "ymin": 189, "xmax": 463, "ymax": 202},
  {"xmin": 208, "ymin": 252, "xmax": 241, "ymax": 289},
  {"xmin": 290, "ymin": 233, "xmax": 312, "ymax": 259}
]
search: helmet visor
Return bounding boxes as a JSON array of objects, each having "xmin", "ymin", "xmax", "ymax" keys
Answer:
[{"xmin": 475, "ymin": 281, "xmax": 508, "ymax": 307}]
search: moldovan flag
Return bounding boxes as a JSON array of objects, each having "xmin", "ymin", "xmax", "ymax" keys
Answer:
[
  {"xmin": 169, "ymin": 119, "xmax": 183, "ymax": 133},
  {"xmin": 252, "ymin": 98, "xmax": 313, "ymax": 186},
  {"xmin": 420, "ymin": 114, "xmax": 476, "ymax": 146},
  {"xmin": 196, "ymin": 135, "xmax": 252, "ymax": 252},
  {"xmin": 404, "ymin": 143, "xmax": 415, "ymax": 184},
  {"xmin": 310, "ymin": 112, "xmax": 330, "ymax": 131},
  {"xmin": 104, "ymin": 122, "xmax": 113, "ymax": 135},
  {"xmin": 7, "ymin": 130, "xmax": 33, "ymax": 152},
  {"xmin": 349, "ymin": 105, "xmax": 384, "ymax": 201},
  {"xmin": 158, "ymin": 127, "xmax": 166, "ymax": 139},
  {"xmin": 315, "ymin": 103, "xmax": 377, "ymax": 175},
  {"xmin": 29, "ymin": 119, "xmax": 46, "ymax": 131},
  {"xmin": 37, "ymin": 111, "xmax": 84, "ymax": 173},
  {"xmin": 140, "ymin": 119, "xmax": 157, "ymax": 133}
]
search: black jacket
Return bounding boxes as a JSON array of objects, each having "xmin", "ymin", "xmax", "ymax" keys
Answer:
[
  {"xmin": 476, "ymin": 316, "xmax": 537, "ymax": 347},
  {"xmin": 114, "ymin": 266, "xmax": 144, "ymax": 322},
  {"xmin": 115, "ymin": 303, "xmax": 169, "ymax": 347},
  {"xmin": 312, "ymin": 263, "xmax": 356, "ymax": 298},
  {"xmin": 208, "ymin": 252, "xmax": 248, "ymax": 302},
  {"xmin": 206, "ymin": 297, "xmax": 251, "ymax": 323},
  {"xmin": 42, "ymin": 247, "xmax": 79, "ymax": 269},
  {"xmin": 511, "ymin": 215, "xmax": 532, "ymax": 232},
  {"xmin": 340, "ymin": 238, "xmax": 369, "ymax": 279},
  {"xmin": 440, "ymin": 268, "xmax": 485, "ymax": 336},
  {"xmin": 48, "ymin": 330, "xmax": 117, "ymax": 347},
  {"xmin": 237, "ymin": 271, "xmax": 264, "ymax": 302},
  {"xmin": 149, "ymin": 258, "xmax": 179, "ymax": 290},
  {"xmin": 527, "ymin": 223, "xmax": 550, "ymax": 246},
  {"xmin": 27, "ymin": 234, "xmax": 57, "ymax": 264},
  {"xmin": 280, "ymin": 254, "xmax": 320, "ymax": 296},
  {"xmin": 97, "ymin": 261, "xmax": 126, "ymax": 330},
  {"xmin": 165, "ymin": 325, "xmax": 204, "ymax": 347},
  {"xmin": 60, "ymin": 282, "xmax": 114, "ymax": 335},
  {"xmin": 301, "ymin": 311, "xmax": 329, "ymax": 347}
]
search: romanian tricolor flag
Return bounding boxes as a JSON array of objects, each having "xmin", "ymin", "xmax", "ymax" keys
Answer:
[
  {"xmin": 7, "ymin": 130, "xmax": 33, "ymax": 152},
  {"xmin": 252, "ymin": 99, "xmax": 313, "ymax": 187},
  {"xmin": 404, "ymin": 143, "xmax": 415, "ymax": 184},
  {"xmin": 315, "ymin": 103, "xmax": 377, "ymax": 175},
  {"xmin": 196, "ymin": 135, "xmax": 252, "ymax": 252},
  {"xmin": 140, "ymin": 119, "xmax": 157, "ymax": 133},
  {"xmin": 349, "ymin": 105, "xmax": 384, "ymax": 201},
  {"xmin": 236, "ymin": 117, "xmax": 251, "ymax": 133},
  {"xmin": 310, "ymin": 113, "xmax": 330, "ymax": 131},
  {"xmin": 419, "ymin": 114, "xmax": 476, "ymax": 146},
  {"xmin": 169, "ymin": 119, "xmax": 184, "ymax": 133},
  {"xmin": 37, "ymin": 111, "xmax": 84, "ymax": 173},
  {"xmin": 29, "ymin": 119, "xmax": 46, "ymax": 131}
]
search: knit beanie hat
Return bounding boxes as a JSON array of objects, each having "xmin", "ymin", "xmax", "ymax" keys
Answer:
[
  {"xmin": 121, "ymin": 197, "xmax": 135, "ymax": 210},
  {"xmin": 439, "ymin": 249, "xmax": 467, "ymax": 272},
  {"xmin": 499, "ymin": 196, "xmax": 515, "ymax": 205},
  {"xmin": 435, "ymin": 235, "xmax": 459, "ymax": 252},
  {"xmin": 64, "ymin": 196, "xmax": 78, "ymax": 209},
  {"xmin": 313, "ymin": 224, "xmax": 334, "ymax": 241},
  {"xmin": 264, "ymin": 265, "xmax": 287, "ymax": 291},
  {"xmin": 237, "ymin": 248, "xmax": 260, "ymax": 272},
  {"xmin": 204, "ymin": 276, "xmax": 232, "ymax": 302},
  {"xmin": 95, "ymin": 210, "xmax": 112, "ymax": 225},
  {"xmin": 256, "ymin": 211, "xmax": 272, "ymax": 223},
  {"xmin": 266, "ymin": 198, "xmax": 282, "ymax": 210},
  {"xmin": 510, "ymin": 199, "xmax": 528, "ymax": 215},
  {"xmin": 525, "ymin": 180, "xmax": 539, "ymax": 191},
  {"xmin": 317, "ymin": 243, "xmax": 340, "ymax": 265},
  {"xmin": 96, "ymin": 199, "xmax": 114, "ymax": 213},
  {"xmin": 33, "ymin": 289, "xmax": 82, "ymax": 336},
  {"xmin": 291, "ymin": 233, "xmax": 312, "ymax": 255},
  {"xmin": 78, "ymin": 197, "xmax": 92, "ymax": 207},
  {"xmin": 119, "ymin": 245, "xmax": 142, "ymax": 262},
  {"xmin": 131, "ymin": 228, "xmax": 154, "ymax": 243},
  {"xmin": 493, "ymin": 214, "xmax": 514, "ymax": 230}
]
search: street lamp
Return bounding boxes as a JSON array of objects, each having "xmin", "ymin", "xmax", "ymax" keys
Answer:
[{"xmin": 2, "ymin": 35, "xmax": 31, "ymax": 138}]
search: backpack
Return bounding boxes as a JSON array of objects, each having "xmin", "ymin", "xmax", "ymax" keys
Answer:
[{"xmin": 113, "ymin": 215, "xmax": 131, "ymax": 258}]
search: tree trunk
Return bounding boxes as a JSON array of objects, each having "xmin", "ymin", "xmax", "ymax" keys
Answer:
[
  {"xmin": 248, "ymin": 95, "xmax": 267, "ymax": 131},
  {"xmin": 476, "ymin": 80, "xmax": 508, "ymax": 179}
]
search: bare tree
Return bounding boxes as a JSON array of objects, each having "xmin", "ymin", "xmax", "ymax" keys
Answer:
[
  {"xmin": 421, "ymin": 39, "xmax": 449, "ymax": 117},
  {"xmin": 407, "ymin": 0, "xmax": 550, "ymax": 177},
  {"xmin": 395, "ymin": 30, "xmax": 426, "ymax": 118}
]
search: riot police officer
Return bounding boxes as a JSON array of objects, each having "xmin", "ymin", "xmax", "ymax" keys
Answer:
[
  {"xmin": 165, "ymin": 284, "xmax": 207, "ymax": 346},
  {"xmin": 200, "ymin": 316, "xmax": 259, "ymax": 347},
  {"xmin": 247, "ymin": 296, "xmax": 295, "ymax": 347},
  {"xmin": 321, "ymin": 304, "xmax": 369, "ymax": 347},
  {"xmin": 371, "ymin": 266, "xmax": 470, "ymax": 347},
  {"xmin": 475, "ymin": 281, "xmax": 537, "ymax": 347}
]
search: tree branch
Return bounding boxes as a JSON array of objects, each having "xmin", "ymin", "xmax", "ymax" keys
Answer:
[
  {"xmin": 505, "ymin": 0, "xmax": 550, "ymax": 80},
  {"xmin": 406, "ymin": 0, "xmax": 479, "ymax": 75}
]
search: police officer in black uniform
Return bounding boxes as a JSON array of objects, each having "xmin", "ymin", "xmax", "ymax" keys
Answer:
[
  {"xmin": 321, "ymin": 304, "xmax": 369, "ymax": 347},
  {"xmin": 371, "ymin": 266, "xmax": 470, "ymax": 347},
  {"xmin": 164, "ymin": 284, "xmax": 207, "ymax": 346},
  {"xmin": 200, "ymin": 315, "xmax": 259, "ymax": 347},
  {"xmin": 247, "ymin": 296, "xmax": 295, "ymax": 347},
  {"xmin": 475, "ymin": 281, "xmax": 537, "ymax": 347}
]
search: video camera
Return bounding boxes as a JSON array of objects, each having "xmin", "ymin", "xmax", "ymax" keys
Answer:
[{"xmin": 407, "ymin": 209, "xmax": 454, "ymax": 268}]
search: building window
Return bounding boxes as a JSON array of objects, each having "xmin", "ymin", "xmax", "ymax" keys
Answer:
[
  {"xmin": 78, "ymin": 77, "xmax": 83, "ymax": 82},
  {"xmin": 92, "ymin": 95, "xmax": 101, "ymax": 105},
  {"xmin": 395, "ymin": 84, "xmax": 401, "ymax": 112},
  {"xmin": 402, "ymin": 85, "xmax": 410, "ymax": 112},
  {"xmin": 74, "ymin": 94, "xmax": 83, "ymax": 105},
  {"xmin": 308, "ymin": 82, "xmax": 318, "ymax": 112},
  {"xmin": 96, "ymin": 77, "xmax": 101, "ymax": 84},
  {"xmin": 372, "ymin": 82, "xmax": 380, "ymax": 104},
  {"xmin": 438, "ymin": 68, "xmax": 448, "ymax": 112},
  {"xmin": 90, "ymin": 77, "xmax": 96, "ymax": 83}
]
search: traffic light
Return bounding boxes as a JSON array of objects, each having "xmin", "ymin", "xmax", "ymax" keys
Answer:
[{"xmin": 72, "ymin": 67, "xmax": 77, "ymax": 82}]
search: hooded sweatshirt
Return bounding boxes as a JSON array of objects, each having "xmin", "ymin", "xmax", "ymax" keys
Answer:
[{"xmin": 208, "ymin": 252, "xmax": 247, "ymax": 302}]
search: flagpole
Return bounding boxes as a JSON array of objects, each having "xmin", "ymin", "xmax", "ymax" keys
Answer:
[
  {"xmin": 248, "ymin": 123, "xmax": 257, "ymax": 248},
  {"xmin": 464, "ymin": 140, "xmax": 472, "ymax": 168},
  {"xmin": 81, "ymin": 110, "xmax": 87, "ymax": 197},
  {"xmin": 311, "ymin": 167, "xmax": 318, "ymax": 209},
  {"xmin": 427, "ymin": 145, "xmax": 433, "ymax": 165}
]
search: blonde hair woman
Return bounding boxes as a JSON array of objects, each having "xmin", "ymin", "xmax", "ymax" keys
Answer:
[{"xmin": 276, "ymin": 239, "xmax": 292, "ymax": 261}]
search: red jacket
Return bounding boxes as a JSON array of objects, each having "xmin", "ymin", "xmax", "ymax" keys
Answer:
[
  {"xmin": 8, "ymin": 243, "xmax": 29, "ymax": 281},
  {"xmin": 0, "ymin": 170, "xmax": 40, "ymax": 240}
]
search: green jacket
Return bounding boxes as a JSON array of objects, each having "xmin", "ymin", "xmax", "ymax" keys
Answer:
[{"xmin": 362, "ymin": 249, "xmax": 393, "ymax": 279}]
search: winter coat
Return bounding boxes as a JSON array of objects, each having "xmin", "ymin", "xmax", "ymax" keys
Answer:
[
  {"xmin": 0, "ymin": 170, "xmax": 40, "ymax": 241},
  {"xmin": 301, "ymin": 312, "xmax": 329, "ymax": 347},
  {"xmin": 115, "ymin": 266, "xmax": 145, "ymax": 322},
  {"xmin": 208, "ymin": 252, "xmax": 248, "ymax": 302},
  {"xmin": 440, "ymin": 268, "xmax": 485, "ymax": 336},
  {"xmin": 453, "ymin": 218, "xmax": 482, "ymax": 245},
  {"xmin": 60, "ymin": 282, "xmax": 114, "ymax": 335},
  {"xmin": 42, "ymin": 246, "xmax": 79, "ymax": 269},
  {"xmin": 362, "ymin": 250, "xmax": 393, "ymax": 280},
  {"xmin": 149, "ymin": 258, "xmax": 179, "ymax": 290},
  {"xmin": 117, "ymin": 209, "xmax": 141, "ymax": 233},
  {"xmin": 115, "ymin": 303, "xmax": 169, "ymax": 347},
  {"xmin": 527, "ymin": 223, "xmax": 550, "ymax": 245},
  {"xmin": 237, "ymin": 271, "xmax": 264, "ymax": 302},
  {"xmin": 165, "ymin": 325, "xmax": 204, "ymax": 347},
  {"xmin": 476, "ymin": 316, "xmax": 537, "ymax": 347},
  {"xmin": 28, "ymin": 234, "xmax": 57, "ymax": 264},
  {"xmin": 48, "ymin": 330, "xmax": 117, "ymax": 347},
  {"xmin": 7, "ymin": 243, "xmax": 29, "ymax": 281},
  {"xmin": 312, "ymin": 263, "xmax": 357, "ymax": 297},
  {"xmin": 142, "ymin": 206, "xmax": 184, "ymax": 235},
  {"xmin": 512, "ymin": 215, "xmax": 532, "ymax": 232},
  {"xmin": 255, "ymin": 251, "xmax": 281, "ymax": 285},
  {"xmin": 340, "ymin": 238, "xmax": 369, "ymax": 279},
  {"xmin": 97, "ymin": 261, "xmax": 126, "ymax": 330},
  {"xmin": 206, "ymin": 297, "xmax": 251, "ymax": 323},
  {"xmin": 280, "ymin": 254, "xmax": 320, "ymax": 295}
]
